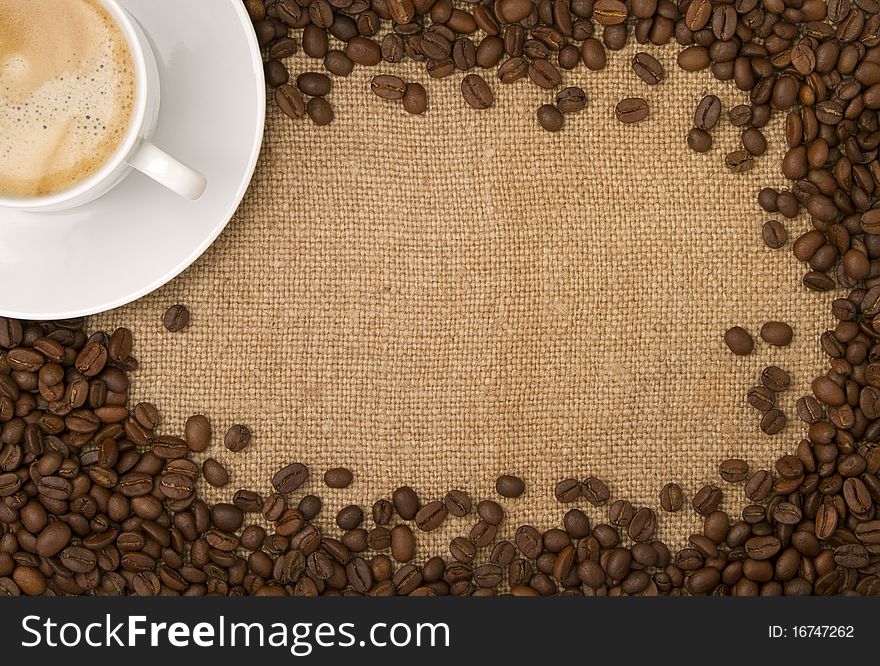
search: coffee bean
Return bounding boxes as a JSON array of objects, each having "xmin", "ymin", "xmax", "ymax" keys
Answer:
[
  {"xmin": 297, "ymin": 72, "xmax": 332, "ymax": 97},
  {"xmin": 687, "ymin": 128, "xmax": 712, "ymax": 153},
  {"xmin": 537, "ymin": 104, "xmax": 564, "ymax": 132},
  {"xmin": 273, "ymin": 462, "xmax": 309, "ymax": 493},
  {"xmin": 495, "ymin": 474, "xmax": 525, "ymax": 498},
  {"xmin": 162, "ymin": 305, "xmax": 190, "ymax": 332},
  {"xmin": 202, "ymin": 458, "xmax": 229, "ymax": 488},
  {"xmin": 477, "ymin": 500, "xmax": 504, "ymax": 525},
  {"xmin": 307, "ymin": 97, "xmax": 334, "ymax": 126},
  {"xmin": 324, "ymin": 50, "xmax": 354, "ymax": 77},
  {"xmin": 741, "ymin": 127, "xmax": 767, "ymax": 156},
  {"xmin": 694, "ymin": 95, "xmax": 721, "ymax": 130},
  {"xmin": 402, "ymin": 83, "xmax": 428, "ymax": 115},
  {"xmin": 632, "ymin": 52, "xmax": 664, "ymax": 85},
  {"xmin": 370, "ymin": 74, "xmax": 406, "ymax": 100},
  {"xmin": 760, "ymin": 321, "xmax": 793, "ymax": 347},
  {"xmin": 747, "ymin": 386, "xmax": 776, "ymax": 411},
  {"xmin": 582, "ymin": 476, "xmax": 610, "ymax": 505},
  {"xmin": 555, "ymin": 87, "xmax": 586, "ymax": 113},
  {"xmin": 615, "ymin": 97, "xmax": 649, "ymax": 123},
  {"xmin": 762, "ymin": 220, "xmax": 787, "ymax": 249},
  {"xmin": 224, "ymin": 424, "xmax": 251, "ymax": 452},
  {"xmin": 691, "ymin": 484, "xmax": 722, "ymax": 516},
  {"xmin": 760, "ymin": 409, "xmax": 787, "ymax": 435},
  {"xmin": 324, "ymin": 467, "xmax": 353, "ymax": 488},
  {"xmin": 725, "ymin": 150, "xmax": 755, "ymax": 173},
  {"xmin": 528, "ymin": 59, "xmax": 561, "ymax": 89},
  {"xmin": 276, "ymin": 84, "xmax": 306, "ymax": 119},
  {"xmin": 659, "ymin": 482, "xmax": 683, "ymax": 512},
  {"xmin": 392, "ymin": 486, "xmax": 420, "ymax": 519},
  {"xmin": 724, "ymin": 326, "xmax": 753, "ymax": 355},
  {"xmin": 554, "ymin": 478, "xmax": 581, "ymax": 503},
  {"xmin": 761, "ymin": 366, "xmax": 790, "ymax": 392},
  {"xmin": 581, "ymin": 38, "xmax": 606, "ymax": 70},
  {"xmin": 443, "ymin": 489, "xmax": 472, "ymax": 517},
  {"xmin": 345, "ymin": 36, "xmax": 380, "ymax": 66},
  {"xmin": 460, "ymin": 73, "xmax": 493, "ymax": 109},
  {"xmin": 415, "ymin": 500, "xmax": 447, "ymax": 531},
  {"xmin": 628, "ymin": 508, "xmax": 657, "ymax": 542},
  {"xmin": 719, "ymin": 459, "xmax": 749, "ymax": 483}
]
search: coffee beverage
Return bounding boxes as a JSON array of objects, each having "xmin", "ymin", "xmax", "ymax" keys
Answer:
[{"xmin": 0, "ymin": 0, "xmax": 136, "ymax": 198}]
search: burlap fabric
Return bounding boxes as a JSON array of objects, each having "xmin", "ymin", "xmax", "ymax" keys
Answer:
[{"xmin": 93, "ymin": 41, "xmax": 835, "ymax": 553}]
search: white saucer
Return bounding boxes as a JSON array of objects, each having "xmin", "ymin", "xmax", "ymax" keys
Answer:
[{"xmin": 0, "ymin": 0, "xmax": 265, "ymax": 320}]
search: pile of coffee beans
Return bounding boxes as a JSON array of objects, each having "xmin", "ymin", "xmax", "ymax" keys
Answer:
[{"xmin": 1, "ymin": 316, "xmax": 880, "ymax": 596}]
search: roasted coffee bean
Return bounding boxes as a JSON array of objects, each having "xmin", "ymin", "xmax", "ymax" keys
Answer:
[
  {"xmin": 537, "ymin": 104, "xmax": 564, "ymax": 132},
  {"xmin": 495, "ymin": 474, "xmax": 525, "ymax": 498},
  {"xmin": 719, "ymin": 459, "xmax": 749, "ymax": 483},
  {"xmin": 324, "ymin": 50, "xmax": 354, "ymax": 77},
  {"xmin": 694, "ymin": 94, "xmax": 721, "ymax": 130},
  {"xmin": 477, "ymin": 500, "xmax": 504, "ymax": 526},
  {"xmin": 224, "ymin": 424, "xmax": 251, "ymax": 452},
  {"xmin": 687, "ymin": 128, "xmax": 712, "ymax": 153},
  {"xmin": 392, "ymin": 486, "xmax": 420, "ymax": 519},
  {"xmin": 275, "ymin": 84, "xmax": 306, "ymax": 119},
  {"xmin": 460, "ymin": 74, "xmax": 494, "ymax": 109},
  {"xmin": 760, "ymin": 409, "xmax": 787, "ymax": 435},
  {"xmin": 632, "ymin": 52, "xmax": 665, "ymax": 85},
  {"xmin": 724, "ymin": 326, "xmax": 753, "ymax": 355},
  {"xmin": 307, "ymin": 97, "xmax": 335, "ymax": 125},
  {"xmin": 725, "ymin": 150, "xmax": 755, "ymax": 173},
  {"xmin": 748, "ymin": 386, "xmax": 776, "ymax": 411},
  {"xmin": 761, "ymin": 366, "xmax": 790, "ymax": 392},
  {"xmin": 556, "ymin": 87, "xmax": 586, "ymax": 113},
  {"xmin": 370, "ymin": 75, "xmax": 407, "ymax": 100},
  {"xmin": 443, "ymin": 489, "xmax": 472, "ymax": 517},
  {"xmin": 162, "ymin": 305, "xmax": 190, "ymax": 332},
  {"xmin": 628, "ymin": 508, "xmax": 657, "ymax": 542},
  {"xmin": 582, "ymin": 476, "xmax": 610, "ymax": 505},
  {"xmin": 273, "ymin": 462, "xmax": 309, "ymax": 494},
  {"xmin": 554, "ymin": 478, "xmax": 582, "ymax": 503},
  {"xmin": 762, "ymin": 220, "xmax": 788, "ymax": 249},
  {"xmin": 297, "ymin": 72, "xmax": 332, "ymax": 97},
  {"xmin": 615, "ymin": 97, "xmax": 649, "ymax": 123},
  {"xmin": 528, "ymin": 59, "xmax": 561, "ymax": 89},
  {"xmin": 324, "ymin": 467, "xmax": 353, "ymax": 488},
  {"xmin": 692, "ymin": 485, "xmax": 722, "ymax": 516},
  {"xmin": 660, "ymin": 483, "xmax": 683, "ymax": 512},
  {"xmin": 402, "ymin": 83, "xmax": 428, "ymax": 115},
  {"xmin": 761, "ymin": 321, "xmax": 793, "ymax": 347},
  {"xmin": 415, "ymin": 501, "xmax": 447, "ymax": 531},
  {"xmin": 202, "ymin": 458, "xmax": 229, "ymax": 487},
  {"xmin": 265, "ymin": 60, "xmax": 289, "ymax": 87}
]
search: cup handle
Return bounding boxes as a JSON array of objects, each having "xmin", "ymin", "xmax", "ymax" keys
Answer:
[{"xmin": 128, "ymin": 140, "xmax": 207, "ymax": 200}]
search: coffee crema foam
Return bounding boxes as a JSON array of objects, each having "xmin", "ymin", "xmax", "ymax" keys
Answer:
[{"xmin": 0, "ymin": 0, "xmax": 136, "ymax": 198}]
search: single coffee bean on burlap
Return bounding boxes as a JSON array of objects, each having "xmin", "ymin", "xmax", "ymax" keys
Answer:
[
  {"xmin": 659, "ymin": 482, "xmax": 683, "ymax": 512},
  {"xmin": 496, "ymin": 474, "xmax": 525, "ymax": 498},
  {"xmin": 163, "ymin": 305, "xmax": 190, "ymax": 332},
  {"xmin": 461, "ymin": 74, "xmax": 493, "ymax": 109},
  {"xmin": 724, "ymin": 326, "xmax": 753, "ymax": 355},
  {"xmin": 761, "ymin": 366, "xmax": 791, "ymax": 392},
  {"xmin": 537, "ymin": 104, "xmax": 564, "ymax": 132},
  {"xmin": 762, "ymin": 220, "xmax": 787, "ymax": 249},
  {"xmin": 224, "ymin": 424, "xmax": 251, "ymax": 452},
  {"xmin": 761, "ymin": 321, "xmax": 793, "ymax": 346},
  {"xmin": 632, "ymin": 52, "xmax": 664, "ymax": 84},
  {"xmin": 402, "ymin": 83, "xmax": 428, "ymax": 115},
  {"xmin": 370, "ymin": 75, "xmax": 406, "ymax": 100},
  {"xmin": 687, "ymin": 128, "xmax": 712, "ymax": 153},
  {"xmin": 555, "ymin": 87, "xmax": 586, "ymax": 113},
  {"xmin": 694, "ymin": 94, "xmax": 721, "ymax": 130},
  {"xmin": 615, "ymin": 97, "xmax": 649, "ymax": 123}
]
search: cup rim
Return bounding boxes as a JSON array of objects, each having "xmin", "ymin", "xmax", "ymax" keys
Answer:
[{"xmin": 0, "ymin": 0, "xmax": 149, "ymax": 209}]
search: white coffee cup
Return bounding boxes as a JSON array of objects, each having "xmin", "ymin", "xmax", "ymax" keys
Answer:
[{"xmin": 0, "ymin": 0, "xmax": 207, "ymax": 212}]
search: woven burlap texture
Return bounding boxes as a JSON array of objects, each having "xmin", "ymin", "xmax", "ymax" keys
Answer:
[{"xmin": 94, "ymin": 40, "xmax": 835, "ymax": 553}]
